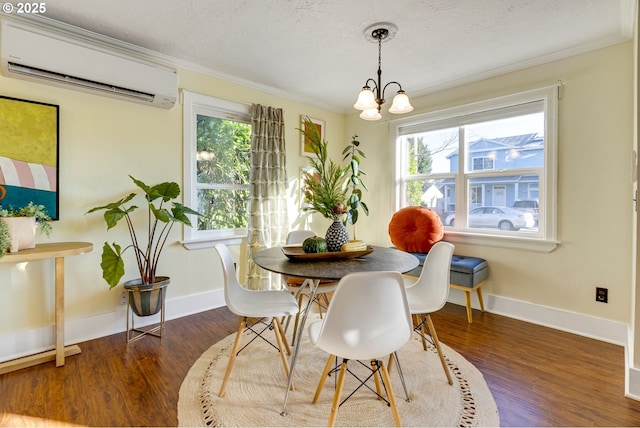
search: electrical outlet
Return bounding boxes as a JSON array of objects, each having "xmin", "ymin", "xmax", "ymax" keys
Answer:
[
  {"xmin": 119, "ymin": 291, "xmax": 127, "ymax": 305},
  {"xmin": 596, "ymin": 287, "xmax": 608, "ymax": 303}
]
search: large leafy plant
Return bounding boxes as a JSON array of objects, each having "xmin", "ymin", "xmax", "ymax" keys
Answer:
[
  {"xmin": 86, "ymin": 176, "xmax": 201, "ymax": 288},
  {"xmin": 299, "ymin": 117, "xmax": 369, "ymax": 230},
  {"xmin": 300, "ymin": 117, "xmax": 348, "ymax": 220}
]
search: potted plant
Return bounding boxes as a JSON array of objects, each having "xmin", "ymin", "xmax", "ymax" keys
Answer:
[
  {"xmin": 86, "ymin": 175, "xmax": 200, "ymax": 316},
  {"xmin": 299, "ymin": 117, "xmax": 369, "ymax": 249},
  {"xmin": 0, "ymin": 202, "xmax": 52, "ymax": 256},
  {"xmin": 342, "ymin": 134, "xmax": 369, "ymax": 238}
]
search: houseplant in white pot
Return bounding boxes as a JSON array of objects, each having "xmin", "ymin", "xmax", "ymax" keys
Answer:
[
  {"xmin": 0, "ymin": 202, "xmax": 52, "ymax": 256},
  {"xmin": 86, "ymin": 175, "xmax": 200, "ymax": 316}
]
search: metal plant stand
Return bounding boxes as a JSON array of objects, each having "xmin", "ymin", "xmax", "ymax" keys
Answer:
[{"xmin": 126, "ymin": 282, "xmax": 167, "ymax": 343}]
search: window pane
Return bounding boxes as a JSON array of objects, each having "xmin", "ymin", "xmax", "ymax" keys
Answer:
[
  {"xmin": 402, "ymin": 127, "xmax": 458, "ymax": 175},
  {"xmin": 197, "ymin": 188, "xmax": 249, "ymax": 231},
  {"xmin": 465, "ymin": 112, "xmax": 544, "ymax": 173},
  {"xmin": 463, "ymin": 176, "xmax": 538, "ymax": 232},
  {"xmin": 402, "ymin": 178, "xmax": 455, "ymax": 226},
  {"xmin": 196, "ymin": 114, "xmax": 251, "ymax": 185}
]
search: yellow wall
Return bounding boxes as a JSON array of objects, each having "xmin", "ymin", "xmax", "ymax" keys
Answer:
[
  {"xmin": 348, "ymin": 41, "xmax": 635, "ymax": 324},
  {"xmin": 0, "ymin": 65, "xmax": 345, "ymax": 333},
  {"xmin": 0, "ymin": 38, "xmax": 633, "ymax": 338}
]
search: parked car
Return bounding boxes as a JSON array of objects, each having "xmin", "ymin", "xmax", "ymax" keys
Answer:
[
  {"xmin": 512, "ymin": 200, "xmax": 539, "ymax": 224},
  {"xmin": 445, "ymin": 206, "xmax": 535, "ymax": 231}
]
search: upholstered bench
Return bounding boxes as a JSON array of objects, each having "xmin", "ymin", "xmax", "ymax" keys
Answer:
[
  {"xmin": 388, "ymin": 206, "xmax": 488, "ymax": 323},
  {"xmin": 405, "ymin": 253, "xmax": 488, "ymax": 324}
]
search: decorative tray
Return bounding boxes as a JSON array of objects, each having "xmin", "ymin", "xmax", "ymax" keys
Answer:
[{"xmin": 281, "ymin": 245, "xmax": 374, "ymax": 261}]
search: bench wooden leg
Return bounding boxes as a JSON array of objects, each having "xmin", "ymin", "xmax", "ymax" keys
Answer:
[
  {"xmin": 476, "ymin": 282, "xmax": 486, "ymax": 312},
  {"xmin": 463, "ymin": 291, "xmax": 473, "ymax": 323},
  {"xmin": 451, "ymin": 280, "xmax": 487, "ymax": 324}
]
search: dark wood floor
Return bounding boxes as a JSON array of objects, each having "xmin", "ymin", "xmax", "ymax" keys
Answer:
[{"xmin": 1, "ymin": 303, "xmax": 640, "ymax": 427}]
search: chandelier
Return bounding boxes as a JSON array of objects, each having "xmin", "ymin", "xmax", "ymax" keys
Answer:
[{"xmin": 353, "ymin": 23, "xmax": 413, "ymax": 121}]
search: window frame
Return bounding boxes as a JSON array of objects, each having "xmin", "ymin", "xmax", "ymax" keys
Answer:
[
  {"xmin": 182, "ymin": 90, "xmax": 251, "ymax": 249},
  {"xmin": 391, "ymin": 86, "xmax": 559, "ymax": 252}
]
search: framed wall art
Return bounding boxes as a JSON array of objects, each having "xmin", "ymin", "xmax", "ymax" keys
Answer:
[
  {"xmin": 300, "ymin": 116, "xmax": 325, "ymax": 157},
  {"xmin": 0, "ymin": 96, "xmax": 59, "ymax": 219}
]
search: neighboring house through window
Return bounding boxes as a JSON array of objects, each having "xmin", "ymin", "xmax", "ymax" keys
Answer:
[
  {"xmin": 182, "ymin": 90, "xmax": 251, "ymax": 248},
  {"xmin": 392, "ymin": 85, "xmax": 558, "ymax": 252}
]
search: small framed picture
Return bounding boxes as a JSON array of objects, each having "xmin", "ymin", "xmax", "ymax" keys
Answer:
[{"xmin": 300, "ymin": 116, "xmax": 325, "ymax": 157}]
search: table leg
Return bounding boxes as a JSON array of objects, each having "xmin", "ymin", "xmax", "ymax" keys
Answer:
[
  {"xmin": 281, "ymin": 278, "xmax": 319, "ymax": 416},
  {"xmin": 55, "ymin": 256, "xmax": 64, "ymax": 367}
]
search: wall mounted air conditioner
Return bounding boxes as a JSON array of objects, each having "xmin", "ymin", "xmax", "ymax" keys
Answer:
[{"xmin": 0, "ymin": 18, "xmax": 177, "ymax": 109}]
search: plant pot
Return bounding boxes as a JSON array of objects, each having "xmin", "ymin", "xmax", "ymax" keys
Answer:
[
  {"xmin": 1, "ymin": 217, "xmax": 36, "ymax": 252},
  {"xmin": 124, "ymin": 276, "xmax": 170, "ymax": 317},
  {"xmin": 325, "ymin": 219, "xmax": 349, "ymax": 252}
]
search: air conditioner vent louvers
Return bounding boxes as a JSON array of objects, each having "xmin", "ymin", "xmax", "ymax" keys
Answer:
[{"xmin": 8, "ymin": 62, "xmax": 156, "ymax": 102}]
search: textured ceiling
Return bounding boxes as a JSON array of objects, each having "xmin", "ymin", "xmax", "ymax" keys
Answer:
[{"xmin": 3, "ymin": 0, "xmax": 636, "ymax": 112}]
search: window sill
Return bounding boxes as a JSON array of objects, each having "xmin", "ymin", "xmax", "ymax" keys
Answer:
[{"xmin": 443, "ymin": 231, "xmax": 559, "ymax": 252}]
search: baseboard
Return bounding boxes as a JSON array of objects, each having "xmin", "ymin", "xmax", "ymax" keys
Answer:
[
  {"xmin": 0, "ymin": 288, "xmax": 226, "ymax": 363},
  {"xmin": 0, "ymin": 287, "xmax": 629, "ymax": 363},
  {"xmin": 447, "ymin": 288, "xmax": 628, "ymax": 346}
]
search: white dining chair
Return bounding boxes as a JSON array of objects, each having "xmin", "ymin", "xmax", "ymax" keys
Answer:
[
  {"xmin": 404, "ymin": 240, "xmax": 455, "ymax": 385},
  {"xmin": 308, "ymin": 270, "xmax": 412, "ymax": 427},
  {"xmin": 214, "ymin": 244, "xmax": 299, "ymax": 397},
  {"xmin": 283, "ymin": 230, "xmax": 338, "ymax": 345}
]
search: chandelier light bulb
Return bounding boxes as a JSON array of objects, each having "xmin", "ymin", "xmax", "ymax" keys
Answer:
[
  {"xmin": 353, "ymin": 87, "xmax": 377, "ymax": 110},
  {"xmin": 359, "ymin": 108, "xmax": 382, "ymax": 121},
  {"xmin": 388, "ymin": 91, "xmax": 414, "ymax": 114}
]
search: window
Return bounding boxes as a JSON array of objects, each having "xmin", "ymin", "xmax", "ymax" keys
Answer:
[
  {"xmin": 472, "ymin": 156, "xmax": 494, "ymax": 171},
  {"xmin": 182, "ymin": 90, "xmax": 252, "ymax": 248},
  {"xmin": 393, "ymin": 86, "xmax": 558, "ymax": 252}
]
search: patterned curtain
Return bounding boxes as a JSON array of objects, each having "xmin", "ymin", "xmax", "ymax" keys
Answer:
[{"xmin": 246, "ymin": 104, "xmax": 289, "ymax": 290}]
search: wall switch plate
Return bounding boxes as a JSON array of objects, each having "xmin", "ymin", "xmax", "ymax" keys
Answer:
[{"xmin": 119, "ymin": 291, "xmax": 127, "ymax": 305}]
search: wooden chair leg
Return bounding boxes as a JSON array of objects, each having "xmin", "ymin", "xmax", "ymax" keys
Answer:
[
  {"xmin": 291, "ymin": 293, "xmax": 304, "ymax": 345},
  {"xmin": 371, "ymin": 359, "xmax": 383, "ymax": 400},
  {"xmin": 272, "ymin": 318, "xmax": 294, "ymax": 391},
  {"xmin": 387, "ymin": 352, "xmax": 395, "ymax": 374},
  {"xmin": 419, "ymin": 315, "xmax": 428, "ymax": 350},
  {"xmin": 274, "ymin": 317, "xmax": 291, "ymax": 355},
  {"xmin": 426, "ymin": 314, "xmax": 453, "ymax": 385},
  {"xmin": 218, "ymin": 316, "xmax": 246, "ymax": 397},
  {"xmin": 313, "ymin": 354, "xmax": 335, "ymax": 403},
  {"xmin": 379, "ymin": 360, "xmax": 402, "ymax": 427},
  {"xmin": 328, "ymin": 360, "xmax": 348, "ymax": 427}
]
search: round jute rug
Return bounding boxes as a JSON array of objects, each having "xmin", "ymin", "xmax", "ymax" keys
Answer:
[{"xmin": 178, "ymin": 324, "xmax": 500, "ymax": 427}]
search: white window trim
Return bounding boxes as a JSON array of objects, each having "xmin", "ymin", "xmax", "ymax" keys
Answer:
[
  {"xmin": 181, "ymin": 89, "xmax": 251, "ymax": 250},
  {"xmin": 390, "ymin": 85, "xmax": 559, "ymax": 252}
]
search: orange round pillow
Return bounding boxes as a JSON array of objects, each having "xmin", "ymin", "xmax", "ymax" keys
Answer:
[{"xmin": 388, "ymin": 206, "xmax": 444, "ymax": 253}]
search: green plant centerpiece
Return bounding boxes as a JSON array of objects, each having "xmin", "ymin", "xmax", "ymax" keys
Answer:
[
  {"xmin": 86, "ymin": 176, "xmax": 200, "ymax": 319},
  {"xmin": 0, "ymin": 202, "xmax": 52, "ymax": 256},
  {"xmin": 299, "ymin": 117, "xmax": 369, "ymax": 250}
]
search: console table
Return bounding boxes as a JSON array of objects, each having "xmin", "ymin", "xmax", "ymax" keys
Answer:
[{"xmin": 0, "ymin": 242, "xmax": 93, "ymax": 374}]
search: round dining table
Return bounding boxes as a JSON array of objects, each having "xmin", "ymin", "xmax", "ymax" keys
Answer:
[
  {"xmin": 253, "ymin": 245, "xmax": 419, "ymax": 280},
  {"xmin": 252, "ymin": 245, "xmax": 419, "ymax": 416}
]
